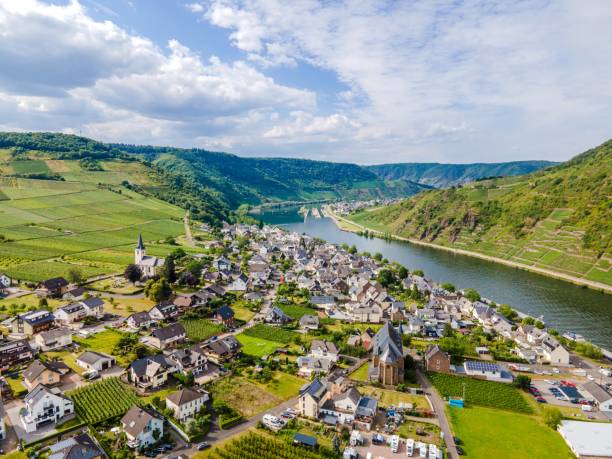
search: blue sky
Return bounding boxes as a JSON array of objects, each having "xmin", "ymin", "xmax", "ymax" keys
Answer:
[{"xmin": 0, "ymin": 0, "xmax": 611, "ymax": 164}]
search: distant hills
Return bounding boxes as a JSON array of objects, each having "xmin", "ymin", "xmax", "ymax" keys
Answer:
[
  {"xmin": 350, "ymin": 140, "xmax": 612, "ymax": 288},
  {"xmin": 367, "ymin": 160, "xmax": 557, "ymax": 188}
]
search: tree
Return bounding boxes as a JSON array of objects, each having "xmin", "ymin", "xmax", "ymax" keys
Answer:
[
  {"xmin": 441, "ymin": 282, "xmax": 456, "ymax": 293},
  {"xmin": 443, "ymin": 323, "xmax": 454, "ymax": 338},
  {"xmin": 412, "ymin": 269, "xmax": 424, "ymax": 277},
  {"xmin": 463, "ymin": 288, "xmax": 481, "ymax": 302},
  {"xmin": 67, "ymin": 268, "xmax": 83, "ymax": 285},
  {"xmin": 514, "ymin": 374, "xmax": 532, "ymax": 390},
  {"xmin": 377, "ymin": 269, "xmax": 397, "ymax": 288},
  {"xmin": 146, "ymin": 278, "xmax": 172, "ymax": 302},
  {"xmin": 499, "ymin": 304, "xmax": 518, "ymax": 320},
  {"xmin": 178, "ymin": 271, "xmax": 198, "ymax": 287},
  {"xmin": 124, "ymin": 264, "xmax": 142, "ymax": 283},
  {"xmin": 542, "ymin": 407, "xmax": 563, "ymax": 429},
  {"xmin": 38, "ymin": 297, "xmax": 48, "ymax": 308},
  {"xmin": 348, "ymin": 245, "xmax": 357, "ymax": 254},
  {"xmin": 398, "ymin": 266, "xmax": 409, "ymax": 280},
  {"xmin": 535, "ymin": 320, "xmax": 545, "ymax": 329},
  {"xmin": 521, "ymin": 316, "xmax": 535, "ymax": 326},
  {"xmin": 164, "ymin": 256, "xmax": 177, "ymax": 283},
  {"xmin": 373, "ymin": 252, "xmax": 383, "ymax": 261}
]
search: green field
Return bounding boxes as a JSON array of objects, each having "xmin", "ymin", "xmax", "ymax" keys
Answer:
[
  {"xmin": 429, "ymin": 373, "xmax": 532, "ymax": 414},
  {"xmin": 73, "ymin": 329, "xmax": 133, "ymax": 366},
  {"xmin": 449, "ymin": 406, "xmax": 572, "ymax": 459},
  {"xmin": 209, "ymin": 376, "xmax": 281, "ymax": 418},
  {"xmin": 349, "ymin": 362, "xmax": 370, "ymax": 382},
  {"xmin": 236, "ymin": 334, "xmax": 281, "ymax": 357},
  {"xmin": 180, "ymin": 318, "xmax": 224, "ymax": 341},
  {"xmin": 251, "ymin": 371, "xmax": 305, "ymax": 399},
  {"xmin": 68, "ymin": 377, "xmax": 140, "ymax": 424},
  {"xmin": 242, "ymin": 324, "xmax": 297, "ymax": 343},
  {"xmin": 279, "ymin": 303, "xmax": 317, "ymax": 320}
]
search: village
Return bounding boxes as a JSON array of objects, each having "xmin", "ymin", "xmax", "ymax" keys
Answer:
[{"xmin": 0, "ymin": 222, "xmax": 610, "ymax": 459}]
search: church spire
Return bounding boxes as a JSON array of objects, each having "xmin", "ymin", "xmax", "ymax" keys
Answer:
[{"xmin": 136, "ymin": 233, "xmax": 145, "ymax": 250}]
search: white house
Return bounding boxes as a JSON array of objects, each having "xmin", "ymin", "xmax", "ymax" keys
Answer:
[
  {"xmin": 463, "ymin": 360, "xmax": 512, "ymax": 383},
  {"xmin": 310, "ymin": 340, "xmax": 339, "ymax": 362},
  {"xmin": 540, "ymin": 335, "xmax": 570, "ymax": 366},
  {"xmin": 228, "ymin": 273, "xmax": 249, "ymax": 292},
  {"xmin": 319, "ymin": 387, "xmax": 361, "ymax": 425},
  {"xmin": 0, "ymin": 273, "xmax": 11, "ymax": 290},
  {"xmin": 20, "ymin": 385, "xmax": 74, "ymax": 433},
  {"xmin": 129, "ymin": 355, "xmax": 176, "ymax": 390},
  {"xmin": 121, "ymin": 406, "xmax": 164, "ymax": 449},
  {"xmin": 582, "ymin": 381, "xmax": 612, "ymax": 414},
  {"xmin": 165, "ymin": 388, "xmax": 209, "ymax": 422},
  {"xmin": 33, "ymin": 328, "xmax": 73, "ymax": 352}
]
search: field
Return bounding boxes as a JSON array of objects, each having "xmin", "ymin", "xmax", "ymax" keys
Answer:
[
  {"xmin": 73, "ymin": 329, "xmax": 132, "ymax": 366},
  {"xmin": 201, "ymin": 432, "xmax": 332, "ymax": 459},
  {"xmin": 104, "ymin": 296, "xmax": 155, "ymax": 317},
  {"xmin": 68, "ymin": 377, "xmax": 140, "ymax": 424},
  {"xmin": 278, "ymin": 303, "xmax": 317, "ymax": 320},
  {"xmin": 180, "ymin": 318, "xmax": 224, "ymax": 341},
  {"xmin": 209, "ymin": 376, "xmax": 281, "ymax": 418},
  {"xmin": 448, "ymin": 406, "xmax": 572, "ymax": 459},
  {"xmin": 429, "ymin": 373, "xmax": 532, "ymax": 413},
  {"xmin": 251, "ymin": 371, "xmax": 306, "ymax": 399},
  {"xmin": 242, "ymin": 324, "xmax": 297, "ymax": 343},
  {"xmin": 0, "ymin": 167, "xmax": 187, "ymax": 281},
  {"xmin": 236, "ymin": 334, "xmax": 280, "ymax": 358},
  {"xmin": 358, "ymin": 386, "xmax": 430, "ymax": 410}
]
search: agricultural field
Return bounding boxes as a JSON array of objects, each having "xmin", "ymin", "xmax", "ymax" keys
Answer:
[
  {"xmin": 208, "ymin": 376, "xmax": 281, "ymax": 418},
  {"xmin": 448, "ymin": 406, "xmax": 572, "ymax": 459},
  {"xmin": 180, "ymin": 318, "xmax": 224, "ymax": 341},
  {"xmin": 68, "ymin": 377, "xmax": 140, "ymax": 424},
  {"xmin": 242, "ymin": 324, "xmax": 297, "ymax": 344},
  {"xmin": 429, "ymin": 373, "xmax": 532, "ymax": 414},
  {"xmin": 0, "ymin": 169, "xmax": 187, "ymax": 281},
  {"xmin": 200, "ymin": 433, "xmax": 333, "ymax": 459}
]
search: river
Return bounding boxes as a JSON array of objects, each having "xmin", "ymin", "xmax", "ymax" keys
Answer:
[{"xmin": 259, "ymin": 207, "xmax": 612, "ymax": 350}]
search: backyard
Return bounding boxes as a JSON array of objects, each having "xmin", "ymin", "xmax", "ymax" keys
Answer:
[{"xmin": 208, "ymin": 375, "xmax": 286, "ymax": 418}]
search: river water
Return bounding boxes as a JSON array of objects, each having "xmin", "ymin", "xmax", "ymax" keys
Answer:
[{"xmin": 259, "ymin": 207, "xmax": 612, "ymax": 349}]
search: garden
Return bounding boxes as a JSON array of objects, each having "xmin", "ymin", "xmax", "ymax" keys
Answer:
[
  {"xmin": 68, "ymin": 377, "xmax": 140, "ymax": 424},
  {"xmin": 429, "ymin": 373, "xmax": 532, "ymax": 413}
]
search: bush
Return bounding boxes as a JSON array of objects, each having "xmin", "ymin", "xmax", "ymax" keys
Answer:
[{"xmin": 219, "ymin": 414, "xmax": 243, "ymax": 429}]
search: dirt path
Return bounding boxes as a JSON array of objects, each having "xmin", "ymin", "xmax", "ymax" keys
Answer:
[
  {"xmin": 184, "ymin": 211, "xmax": 195, "ymax": 247},
  {"xmin": 326, "ymin": 207, "xmax": 612, "ymax": 294}
]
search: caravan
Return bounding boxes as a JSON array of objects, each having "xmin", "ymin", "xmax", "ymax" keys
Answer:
[
  {"xmin": 390, "ymin": 435, "xmax": 400, "ymax": 453},
  {"xmin": 428, "ymin": 444, "xmax": 438, "ymax": 459},
  {"xmin": 417, "ymin": 442, "xmax": 427, "ymax": 458},
  {"xmin": 406, "ymin": 438, "xmax": 415, "ymax": 456}
]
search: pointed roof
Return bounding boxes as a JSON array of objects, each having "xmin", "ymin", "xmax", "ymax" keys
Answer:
[
  {"xmin": 136, "ymin": 233, "xmax": 145, "ymax": 250},
  {"xmin": 371, "ymin": 321, "xmax": 403, "ymax": 364}
]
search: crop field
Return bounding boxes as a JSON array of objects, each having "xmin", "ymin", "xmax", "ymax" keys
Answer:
[
  {"xmin": 449, "ymin": 406, "xmax": 571, "ymax": 459},
  {"xmin": 8, "ymin": 160, "xmax": 51, "ymax": 175},
  {"xmin": 0, "ymin": 171, "xmax": 187, "ymax": 281},
  {"xmin": 68, "ymin": 377, "xmax": 140, "ymax": 424},
  {"xmin": 180, "ymin": 318, "xmax": 224, "ymax": 341},
  {"xmin": 429, "ymin": 373, "xmax": 532, "ymax": 413},
  {"xmin": 242, "ymin": 324, "xmax": 297, "ymax": 344},
  {"xmin": 201, "ymin": 433, "xmax": 333, "ymax": 459}
]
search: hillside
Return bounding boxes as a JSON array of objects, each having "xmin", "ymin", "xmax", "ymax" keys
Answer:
[
  {"xmin": 350, "ymin": 140, "xmax": 612, "ymax": 288},
  {"xmin": 367, "ymin": 160, "xmax": 556, "ymax": 188},
  {"xmin": 114, "ymin": 144, "xmax": 428, "ymax": 207},
  {"xmin": 0, "ymin": 144, "xmax": 202, "ymax": 282}
]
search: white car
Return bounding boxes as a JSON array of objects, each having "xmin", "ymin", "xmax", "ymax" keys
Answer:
[
  {"xmin": 587, "ymin": 374, "xmax": 595, "ymax": 381},
  {"xmin": 553, "ymin": 367, "xmax": 560, "ymax": 374}
]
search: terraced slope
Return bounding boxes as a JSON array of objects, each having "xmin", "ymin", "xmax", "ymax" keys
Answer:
[{"xmin": 350, "ymin": 140, "xmax": 612, "ymax": 288}]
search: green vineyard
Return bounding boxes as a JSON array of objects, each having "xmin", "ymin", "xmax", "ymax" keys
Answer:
[
  {"xmin": 68, "ymin": 377, "xmax": 140, "ymax": 424},
  {"xmin": 206, "ymin": 433, "xmax": 334, "ymax": 459}
]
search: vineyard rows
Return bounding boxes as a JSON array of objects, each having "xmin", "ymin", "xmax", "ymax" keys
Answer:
[
  {"xmin": 207, "ymin": 433, "xmax": 334, "ymax": 459},
  {"xmin": 68, "ymin": 377, "xmax": 140, "ymax": 424}
]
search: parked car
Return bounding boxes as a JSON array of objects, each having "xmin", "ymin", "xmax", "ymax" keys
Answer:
[
  {"xmin": 197, "ymin": 442, "xmax": 211, "ymax": 451},
  {"xmin": 456, "ymin": 446, "xmax": 465, "ymax": 456}
]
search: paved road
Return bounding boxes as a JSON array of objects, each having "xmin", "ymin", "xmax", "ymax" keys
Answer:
[{"xmin": 416, "ymin": 369, "xmax": 458, "ymax": 459}]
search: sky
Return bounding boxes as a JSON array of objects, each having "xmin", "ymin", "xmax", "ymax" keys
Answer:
[{"xmin": 0, "ymin": 1, "xmax": 611, "ymax": 164}]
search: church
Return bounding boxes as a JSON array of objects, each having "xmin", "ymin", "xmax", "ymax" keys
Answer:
[{"xmin": 134, "ymin": 234, "xmax": 165, "ymax": 278}]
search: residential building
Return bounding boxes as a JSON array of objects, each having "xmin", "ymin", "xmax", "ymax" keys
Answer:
[
  {"xmin": 320, "ymin": 387, "xmax": 361, "ymax": 425},
  {"xmin": 165, "ymin": 388, "xmax": 208, "ymax": 422},
  {"xmin": 11, "ymin": 309, "xmax": 55, "ymax": 337},
  {"xmin": 121, "ymin": 406, "xmax": 164, "ymax": 449},
  {"xmin": 128, "ymin": 355, "xmax": 176, "ymax": 390},
  {"xmin": 20, "ymin": 384, "xmax": 74, "ymax": 433},
  {"xmin": 298, "ymin": 379, "xmax": 328, "ymax": 419},
  {"xmin": 0, "ymin": 273, "xmax": 11, "ymax": 291},
  {"xmin": 540, "ymin": 335, "xmax": 570, "ymax": 366},
  {"xmin": 134, "ymin": 234, "xmax": 164, "ymax": 278},
  {"xmin": 148, "ymin": 302, "xmax": 179, "ymax": 321},
  {"xmin": 201, "ymin": 336, "xmax": 241, "ymax": 364},
  {"xmin": 228, "ymin": 273, "xmax": 249, "ymax": 292},
  {"xmin": 369, "ymin": 322, "xmax": 404, "ymax": 386},
  {"xmin": 0, "ymin": 338, "xmax": 34, "ymax": 370},
  {"xmin": 46, "ymin": 432, "xmax": 106, "ymax": 459},
  {"xmin": 582, "ymin": 382, "xmax": 612, "ymax": 415},
  {"xmin": 299, "ymin": 314, "xmax": 319, "ymax": 331},
  {"xmin": 149, "ymin": 323, "xmax": 186, "ymax": 349},
  {"xmin": 23, "ymin": 359, "xmax": 69, "ymax": 391},
  {"xmin": 35, "ymin": 277, "xmax": 69, "ymax": 298},
  {"xmin": 76, "ymin": 351, "xmax": 116, "ymax": 372},
  {"xmin": 126, "ymin": 311, "xmax": 153, "ymax": 330},
  {"xmin": 265, "ymin": 306, "xmax": 293, "ymax": 325},
  {"xmin": 212, "ymin": 305, "xmax": 235, "ymax": 327},
  {"xmin": 34, "ymin": 327, "xmax": 73, "ymax": 352},
  {"xmin": 463, "ymin": 360, "xmax": 512, "ymax": 383},
  {"xmin": 425, "ymin": 345, "xmax": 451, "ymax": 373},
  {"xmin": 168, "ymin": 346, "xmax": 209, "ymax": 376},
  {"xmin": 310, "ymin": 340, "xmax": 339, "ymax": 362}
]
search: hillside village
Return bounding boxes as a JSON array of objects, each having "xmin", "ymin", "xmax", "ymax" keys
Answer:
[{"xmin": 0, "ymin": 222, "xmax": 610, "ymax": 459}]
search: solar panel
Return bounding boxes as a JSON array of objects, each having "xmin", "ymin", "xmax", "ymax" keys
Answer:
[{"xmin": 465, "ymin": 360, "xmax": 500, "ymax": 372}]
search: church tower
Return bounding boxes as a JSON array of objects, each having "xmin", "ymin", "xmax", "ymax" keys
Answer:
[{"xmin": 135, "ymin": 233, "xmax": 146, "ymax": 264}]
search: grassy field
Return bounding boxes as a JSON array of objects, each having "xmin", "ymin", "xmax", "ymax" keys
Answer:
[
  {"xmin": 250, "ymin": 371, "xmax": 305, "ymax": 399},
  {"xmin": 448, "ymin": 406, "xmax": 572, "ymax": 459},
  {"xmin": 429, "ymin": 372, "xmax": 533, "ymax": 413},
  {"xmin": 208, "ymin": 376, "xmax": 282, "ymax": 418},
  {"xmin": 278, "ymin": 303, "xmax": 317, "ymax": 320},
  {"xmin": 397, "ymin": 420, "xmax": 441, "ymax": 446},
  {"xmin": 104, "ymin": 297, "xmax": 154, "ymax": 317},
  {"xmin": 73, "ymin": 329, "xmax": 132, "ymax": 366},
  {"xmin": 242, "ymin": 324, "xmax": 297, "ymax": 343},
  {"xmin": 230, "ymin": 301, "xmax": 257, "ymax": 322},
  {"xmin": 43, "ymin": 351, "xmax": 84, "ymax": 374},
  {"xmin": 236, "ymin": 334, "xmax": 281, "ymax": 358},
  {"xmin": 5, "ymin": 375, "xmax": 27, "ymax": 397},
  {"xmin": 0, "ymin": 161, "xmax": 188, "ymax": 282},
  {"xmin": 359, "ymin": 385, "xmax": 430, "ymax": 410},
  {"xmin": 349, "ymin": 362, "xmax": 370, "ymax": 382}
]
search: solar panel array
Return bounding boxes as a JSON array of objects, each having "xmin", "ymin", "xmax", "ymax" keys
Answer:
[{"xmin": 465, "ymin": 360, "xmax": 500, "ymax": 372}]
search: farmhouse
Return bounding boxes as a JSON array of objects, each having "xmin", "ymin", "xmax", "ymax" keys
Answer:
[
  {"xmin": 149, "ymin": 323, "xmax": 186, "ymax": 349},
  {"xmin": 34, "ymin": 327, "xmax": 73, "ymax": 352},
  {"xmin": 11, "ymin": 309, "xmax": 55, "ymax": 337},
  {"xmin": 76, "ymin": 351, "xmax": 116, "ymax": 372},
  {"xmin": 165, "ymin": 388, "xmax": 208, "ymax": 422},
  {"xmin": 121, "ymin": 406, "xmax": 164, "ymax": 449},
  {"xmin": 134, "ymin": 234, "xmax": 165, "ymax": 278},
  {"xmin": 20, "ymin": 384, "xmax": 74, "ymax": 433}
]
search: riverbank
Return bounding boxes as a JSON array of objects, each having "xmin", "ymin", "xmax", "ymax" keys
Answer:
[{"xmin": 324, "ymin": 206, "xmax": 612, "ymax": 295}]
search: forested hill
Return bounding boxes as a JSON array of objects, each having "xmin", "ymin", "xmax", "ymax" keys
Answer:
[
  {"xmin": 351, "ymin": 140, "xmax": 612, "ymax": 287},
  {"xmin": 367, "ymin": 160, "xmax": 556, "ymax": 188}
]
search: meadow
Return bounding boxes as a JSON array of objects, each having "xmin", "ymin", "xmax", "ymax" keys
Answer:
[
  {"xmin": 278, "ymin": 303, "xmax": 317, "ymax": 320},
  {"xmin": 235, "ymin": 334, "xmax": 281, "ymax": 358},
  {"xmin": 448, "ymin": 406, "xmax": 572, "ymax": 459},
  {"xmin": 209, "ymin": 376, "xmax": 281, "ymax": 418},
  {"xmin": 242, "ymin": 324, "xmax": 297, "ymax": 344}
]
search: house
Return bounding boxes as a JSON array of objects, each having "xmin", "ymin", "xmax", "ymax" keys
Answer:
[
  {"xmin": 228, "ymin": 273, "xmax": 249, "ymax": 292},
  {"xmin": 265, "ymin": 306, "xmax": 293, "ymax": 325},
  {"xmin": 540, "ymin": 335, "xmax": 570, "ymax": 366},
  {"xmin": 166, "ymin": 388, "xmax": 209, "ymax": 422},
  {"xmin": 201, "ymin": 336, "xmax": 241, "ymax": 364},
  {"xmin": 310, "ymin": 340, "xmax": 339, "ymax": 362},
  {"xmin": 76, "ymin": 351, "xmax": 116, "ymax": 372},
  {"xmin": 320, "ymin": 387, "xmax": 361, "ymax": 425},
  {"xmin": 23, "ymin": 359, "xmax": 70, "ymax": 391},
  {"xmin": 81, "ymin": 297, "xmax": 105, "ymax": 318},
  {"xmin": 212, "ymin": 305, "xmax": 235, "ymax": 327},
  {"xmin": 310, "ymin": 296, "xmax": 336, "ymax": 310},
  {"xmin": 0, "ymin": 273, "xmax": 11, "ymax": 291},
  {"xmin": 34, "ymin": 327, "xmax": 73, "ymax": 352},
  {"xmin": 11, "ymin": 309, "xmax": 55, "ymax": 337},
  {"xmin": 297, "ymin": 356, "xmax": 335, "ymax": 377},
  {"xmin": 61, "ymin": 287, "xmax": 87, "ymax": 301},
  {"xmin": 355, "ymin": 396, "xmax": 378, "ymax": 431},
  {"xmin": 36, "ymin": 277, "xmax": 69, "ymax": 298},
  {"xmin": 121, "ymin": 406, "xmax": 164, "ymax": 449},
  {"xmin": 126, "ymin": 311, "xmax": 153, "ymax": 330},
  {"xmin": 350, "ymin": 305, "xmax": 382, "ymax": 323},
  {"xmin": 168, "ymin": 346, "xmax": 209, "ymax": 375},
  {"xmin": 425, "ymin": 345, "xmax": 451, "ymax": 373},
  {"xmin": 149, "ymin": 323, "xmax": 186, "ymax": 349},
  {"xmin": 46, "ymin": 432, "xmax": 106, "ymax": 459},
  {"xmin": 54, "ymin": 303, "xmax": 87, "ymax": 324},
  {"xmin": 463, "ymin": 360, "xmax": 512, "ymax": 382},
  {"xmin": 299, "ymin": 314, "xmax": 319, "ymax": 331},
  {"xmin": 369, "ymin": 321, "xmax": 404, "ymax": 386},
  {"xmin": 0, "ymin": 338, "xmax": 34, "ymax": 370},
  {"xmin": 582, "ymin": 381, "xmax": 612, "ymax": 414},
  {"xmin": 148, "ymin": 302, "xmax": 179, "ymax": 322},
  {"xmin": 212, "ymin": 256, "xmax": 232, "ymax": 272},
  {"xmin": 128, "ymin": 355, "xmax": 177, "ymax": 390},
  {"xmin": 298, "ymin": 379, "xmax": 328, "ymax": 419},
  {"xmin": 20, "ymin": 384, "xmax": 74, "ymax": 433}
]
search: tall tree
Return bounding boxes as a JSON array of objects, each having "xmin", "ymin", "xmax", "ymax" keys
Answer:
[{"xmin": 164, "ymin": 256, "xmax": 177, "ymax": 283}]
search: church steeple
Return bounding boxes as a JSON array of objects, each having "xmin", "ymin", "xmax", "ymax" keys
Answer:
[
  {"xmin": 135, "ymin": 234, "xmax": 146, "ymax": 265},
  {"xmin": 136, "ymin": 233, "xmax": 145, "ymax": 250}
]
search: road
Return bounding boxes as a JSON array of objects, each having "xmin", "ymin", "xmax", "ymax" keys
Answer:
[
  {"xmin": 184, "ymin": 211, "xmax": 195, "ymax": 247},
  {"xmin": 416, "ymin": 369, "xmax": 458, "ymax": 459}
]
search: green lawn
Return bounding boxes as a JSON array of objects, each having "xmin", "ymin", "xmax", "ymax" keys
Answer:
[
  {"xmin": 250, "ymin": 371, "xmax": 306, "ymax": 399},
  {"xmin": 349, "ymin": 362, "xmax": 369, "ymax": 382},
  {"xmin": 236, "ymin": 334, "xmax": 280, "ymax": 358},
  {"xmin": 73, "ymin": 329, "xmax": 132, "ymax": 366},
  {"xmin": 278, "ymin": 303, "xmax": 317, "ymax": 320},
  {"xmin": 5, "ymin": 375, "xmax": 27, "ymax": 397},
  {"xmin": 449, "ymin": 406, "xmax": 572, "ymax": 459},
  {"xmin": 358, "ymin": 385, "xmax": 429, "ymax": 410}
]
